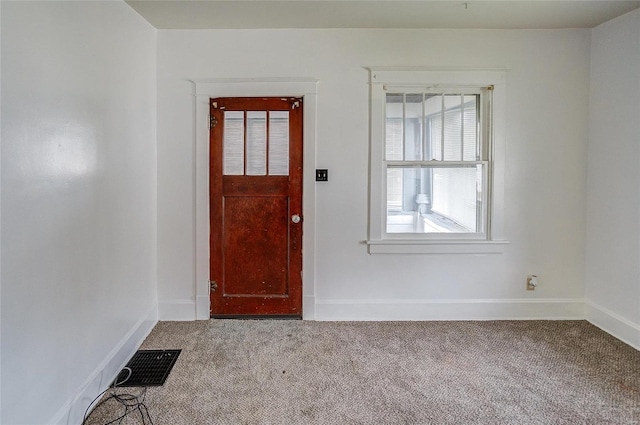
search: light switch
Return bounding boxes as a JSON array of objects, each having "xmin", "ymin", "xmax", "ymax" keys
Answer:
[{"xmin": 316, "ymin": 169, "xmax": 328, "ymax": 182}]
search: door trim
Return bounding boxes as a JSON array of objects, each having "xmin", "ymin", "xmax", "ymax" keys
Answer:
[{"xmin": 191, "ymin": 78, "xmax": 318, "ymax": 320}]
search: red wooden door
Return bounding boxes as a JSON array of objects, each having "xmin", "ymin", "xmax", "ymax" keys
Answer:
[{"xmin": 209, "ymin": 97, "xmax": 303, "ymax": 317}]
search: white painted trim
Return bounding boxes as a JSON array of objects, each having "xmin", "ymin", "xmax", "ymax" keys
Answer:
[
  {"xmin": 159, "ymin": 299, "xmax": 197, "ymax": 321},
  {"xmin": 367, "ymin": 67, "xmax": 509, "ymax": 85},
  {"xmin": 192, "ymin": 78, "xmax": 319, "ymax": 97},
  {"xmin": 196, "ymin": 295, "xmax": 210, "ymax": 320},
  {"xmin": 50, "ymin": 304, "xmax": 158, "ymax": 425},
  {"xmin": 586, "ymin": 300, "xmax": 640, "ymax": 350},
  {"xmin": 191, "ymin": 78, "xmax": 318, "ymax": 320},
  {"xmin": 314, "ymin": 298, "xmax": 585, "ymax": 321},
  {"xmin": 192, "ymin": 77, "xmax": 319, "ymax": 85},
  {"xmin": 303, "ymin": 296, "xmax": 316, "ymax": 320},
  {"xmin": 367, "ymin": 68, "xmax": 508, "ymax": 254},
  {"xmin": 367, "ymin": 239, "xmax": 509, "ymax": 254}
]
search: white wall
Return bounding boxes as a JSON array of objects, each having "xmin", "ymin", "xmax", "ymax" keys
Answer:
[
  {"xmin": 157, "ymin": 28, "xmax": 590, "ymax": 320},
  {"xmin": 1, "ymin": 2, "xmax": 157, "ymax": 424},
  {"xmin": 585, "ymin": 9, "xmax": 640, "ymax": 349}
]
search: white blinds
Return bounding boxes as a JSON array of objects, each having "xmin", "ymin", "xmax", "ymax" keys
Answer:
[
  {"xmin": 430, "ymin": 95, "xmax": 478, "ymax": 161},
  {"xmin": 268, "ymin": 111, "xmax": 289, "ymax": 176},
  {"xmin": 246, "ymin": 111, "xmax": 267, "ymax": 175},
  {"xmin": 223, "ymin": 110, "xmax": 290, "ymax": 176},
  {"xmin": 431, "ymin": 166, "xmax": 480, "ymax": 232},
  {"xmin": 223, "ymin": 111, "xmax": 244, "ymax": 175}
]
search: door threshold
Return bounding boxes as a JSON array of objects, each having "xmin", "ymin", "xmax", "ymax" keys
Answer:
[{"xmin": 210, "ymin": 314, "xmax": 302, "ymax": 320}]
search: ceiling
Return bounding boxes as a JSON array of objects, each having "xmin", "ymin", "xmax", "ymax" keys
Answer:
[{"xmin": 125, "ymin": 0, "xmax": 640, "ymax": 30}]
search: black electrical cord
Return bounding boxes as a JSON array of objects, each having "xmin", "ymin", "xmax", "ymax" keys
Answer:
[{"xmin": 81, "ymin": 367, "xmax": 154, "ymax": 425}]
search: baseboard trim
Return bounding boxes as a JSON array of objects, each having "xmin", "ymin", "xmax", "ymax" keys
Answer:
[
  {"xmin": 314, "ymin": 298, "xmax": 585, "ymax": 321},
  {"xmin": 159, "ymin": 299, "xmax": 197, "ymax": 321},
  {"xmin": 586, "ymin": 300, "xmax": 640, "ymax": 350},
  {"xmin": 196, "ymin": 295, "xmax": 210, "ymax": 320},
  {"xmin": 50, "ymin": 304, "xmax": 158, "ymax": 425},
  {"xmin": 303, "ymin": 296, "xmax": 316, "ymax": 320}
]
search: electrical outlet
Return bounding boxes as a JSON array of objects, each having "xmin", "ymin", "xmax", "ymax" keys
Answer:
[{"xmin": 527, "ymin": 275, "xmax": 538, "ymax": 291}]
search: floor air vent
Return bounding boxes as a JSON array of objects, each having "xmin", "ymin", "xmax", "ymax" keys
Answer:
[{"xmin": 113, "ymin": 349, "xmax": 181, "ymax": 387}]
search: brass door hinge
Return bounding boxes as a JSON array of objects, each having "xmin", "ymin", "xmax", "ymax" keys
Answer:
[
  {"xmin": 209, "ymin": 280, "xmax": 218, "ymax": 292},
  {"xmin": 209, "ymin": 115, "xmax": 218, "ymax": 129}
]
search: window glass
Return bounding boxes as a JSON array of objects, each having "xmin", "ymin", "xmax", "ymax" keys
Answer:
[
  {"xmin": 386, "ymin": 165, "xmax": 484, "ymax": 234},
  {"xmin": 404, "ymin": 94, "xmax": 423, "ymax": 161},
  {"xmin": 383, "ymin": 90, "xmax": 485, "ymax": 235},
  {"xmin": 463, "ymin": 95, "xmax": 478, "ymax": 161},
  {"xmin": 442, "ymin": 95, "xmax": 463, "ymax": 161},
  {"xmin": 424, "ymin": 94, "xmax": 442, "ymax": 160},
  {"xmin": 385, "ymin": 94, "xmax": 403, "ymax": 160},
  {"xmin": 369, "ymin": 70, "xmax": 506, "ymax": 252}
]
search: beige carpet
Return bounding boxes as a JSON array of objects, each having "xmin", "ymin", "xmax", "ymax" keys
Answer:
[{"xmin": 84, "ymin": 320, "xmax": 640, "ymax": 424}]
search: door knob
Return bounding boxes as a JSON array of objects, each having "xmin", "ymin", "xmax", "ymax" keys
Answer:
[{"xmin": 291, "ymin": 214, "xmax": 301, "ymax": 224}]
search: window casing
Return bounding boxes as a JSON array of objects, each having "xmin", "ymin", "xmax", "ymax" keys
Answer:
[{"xmin": 367, "ymin": 69, "xmax": 507, "ymax": 254}]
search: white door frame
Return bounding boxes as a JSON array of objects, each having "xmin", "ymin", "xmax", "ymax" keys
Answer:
[{"xmin": 191, "ymin": 78, "xmax": 318, "ymax": 320}]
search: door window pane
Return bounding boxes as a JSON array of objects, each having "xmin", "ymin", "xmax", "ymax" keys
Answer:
[
  {"xmin": 246, "ymin": 111, "xmax": 266, "ymax": 175},
  {"xmin": 268, "ymin": 111, "xmax": 289, "ymax": 175},
  {"xmin": 223, "ymin": 111, "xmax": 244, "ymax": 175}
]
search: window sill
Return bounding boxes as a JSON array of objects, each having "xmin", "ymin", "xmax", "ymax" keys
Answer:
[{"xmin": 366, "ymin": 239, "xmax": 509, "ymax": 254}]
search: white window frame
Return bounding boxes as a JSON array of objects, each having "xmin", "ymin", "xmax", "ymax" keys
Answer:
[{"xmin": 366, "ymin": 68, "xmax": 508, "ymax": 254}]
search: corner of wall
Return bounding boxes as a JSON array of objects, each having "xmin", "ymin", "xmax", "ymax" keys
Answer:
[
  {"xmin": 158, "ymin": 299, "xmax": 198, "ymax": 321},
  {"xmin": 586, "ymin": 300, "xmax": 640, "ymax": 350},
  {"xmin": 584, "ymin": 6, "xmax": 640, "ymax": 352},
  {"xmin": 50, "ymin": 304, "xmax": 158, "ymax": 425}
]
